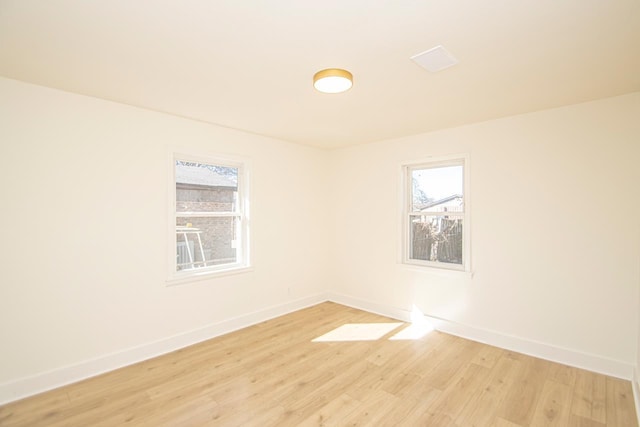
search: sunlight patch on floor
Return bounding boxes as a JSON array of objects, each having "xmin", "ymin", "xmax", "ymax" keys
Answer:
[
  {"xmin": 389, "ymin": 322, "xmax": 434, "ymax": 340},
  {"xmin": 389, "ymin": 305, "xmax": 434, "ymax": 340},
  {"xmin": 312, "ymin": 323, "xmax": 404, "ymax": 342}
]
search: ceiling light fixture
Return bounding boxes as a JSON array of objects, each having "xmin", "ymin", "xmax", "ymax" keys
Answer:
[{"xmin": 313, "ymin": 68, "xmax": 353, "ymax": 94}]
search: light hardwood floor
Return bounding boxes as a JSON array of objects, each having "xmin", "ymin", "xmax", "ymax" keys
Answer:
[{"xmin": 0, "ymin": 302, "xmax": 637, "ymax": 426}]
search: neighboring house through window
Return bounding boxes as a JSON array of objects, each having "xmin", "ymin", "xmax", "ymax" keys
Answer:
[
  {"xmin": 403, "ymin": 156, "xmax": 469, "ymax": 271},
  {"xmin": 169, "ymin": 154, "xmax": 250, "ymax": 282}
]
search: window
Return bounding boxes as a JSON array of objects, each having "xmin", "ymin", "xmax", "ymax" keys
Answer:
[
  {"xmin": 403, "ymin": 157, "xmax": 469, "ymax": 271},
  {"xmin": 169, "ymin": 154, "xmax": 250, "ymax": 281}
]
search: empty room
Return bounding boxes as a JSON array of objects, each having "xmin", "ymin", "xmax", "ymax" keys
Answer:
[{"xmin": 1, "ymin": 1, "xmax": 639, "ymax": 426}]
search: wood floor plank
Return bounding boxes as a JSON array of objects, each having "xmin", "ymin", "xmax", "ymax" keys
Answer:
[
  {"xmin": 0, "ymin": 390, "xmax": 71, "ymax": 427},
  {"xmin": 455, "ymin": 354, "xmax": 522, "ymax": 427},
  {"xmin": 605, "ymin": 376, "xmax": 637, "ymax": 427},
  {"xmin": 492, "ymin": 417, "xmax": 523, "ymax": 427},
  {"xmin": 133, "ymin": 395, "xmax": 219, "ymax": 427},
  {"xmin": 0, "ymin": 302, "xmax": 636, "ymax": 427},
  {"xmin": 497, "ymin": 355, "xmax": 550, "ymax": 425},
  {"xmin": 548, "ymin": 361, "xmax": 578, "ymax": 387},
  {"xmin": 410, "ymin": 334, "xmax": 482, "ymax": 391},
  {"xmin": 340, "ymin": 389, "xmax": 401, "ymax": 426},
  {"xmin": 375, "ymin": 393, "xmax": 441, "ymax": 426},
  {"xmin": 571, "ymin": 368, "xmax": 607, "ymax": 424},
  {"xmin": 568, "ymin": 413, "xmax": 607, "ymax": 427},
  {"xmin": 297, "ymin": 393, "xmax": 361, "ymax": 427},
  {"xmin": 425, "ymin": 362, "xmax": 493, "ymax": 421},
  {"xmin": 286, "ymin": 358, "xmax": 372, "ymax": 415},
  {"xmin": 529, "ymin": 379, "xmax": 573, "ymax": 426},
  {"xmin": 471, "ymin": 344, "xmax": 505, "ymax": 369}
]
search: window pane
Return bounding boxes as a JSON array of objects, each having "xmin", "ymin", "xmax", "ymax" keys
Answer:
[
  {"xmin": 410, "ymin": 215, "xmax": 463, "ymax": 265},
  {"xmin": 411, "ymin": 165, "xmax": 463, "ymax": 212},
  {"xmin": 176, "ymin": 217, "xmax": 239, "ymax": 271},
  {"xmin": 176, "ymin": 161, "xmax": 238, "ymax": 213}
]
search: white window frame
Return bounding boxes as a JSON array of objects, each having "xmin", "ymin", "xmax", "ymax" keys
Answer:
[
  {"xmin": 401, "ymin": 155, "xmax": 470, "ymax": 272},
  {"xmin": 167, "ymin": 152, "xmax": 251, "ymax": 284}
]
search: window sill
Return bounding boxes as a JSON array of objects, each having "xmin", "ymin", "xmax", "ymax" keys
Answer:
[
  {"xmin": 400, "ymin": 262, "xmax": 474, "ymax": 279},
  {"xmin": 166, "ymin": 265, "xmax": 253, "ymax": 286}
]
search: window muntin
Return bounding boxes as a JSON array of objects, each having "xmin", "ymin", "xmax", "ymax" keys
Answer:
[
  {"xmin": 404, "ymin": 159, "xmax": 468, "ymax": 271},
  {"xmin": 171, "ymin": 156, "xmax": 249, "ymax": 280}
]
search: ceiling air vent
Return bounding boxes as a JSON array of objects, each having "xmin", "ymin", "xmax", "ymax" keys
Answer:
[{"xmin": 411, "ymin": 45, "xmax": 458, "ymax": 72}]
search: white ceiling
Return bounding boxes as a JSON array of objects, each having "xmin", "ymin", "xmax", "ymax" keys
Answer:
[{"xmin": 1, "ymin": 1, "xmax": 639, "ymax": 149}]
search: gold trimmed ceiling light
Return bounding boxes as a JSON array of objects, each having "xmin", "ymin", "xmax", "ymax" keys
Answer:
[{"xmin": 313, "ymin": 68, "xmax": 353, "ymax": 94}]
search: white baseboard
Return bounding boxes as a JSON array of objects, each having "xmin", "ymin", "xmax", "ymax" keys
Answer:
[
  {"xmin": 1, "ymin": 291, "xmax": 634, "ymax": 406},
  {"xmin": 0, "ymin": 293, "xmax": 328, "ymax": 405},
  {"xmin": 327, "ymin": 291, "xmax": 634, "ymax": 380},
  {"xmin": 328, "ymin": 292, "xmax": 414, "ymax": 323}
]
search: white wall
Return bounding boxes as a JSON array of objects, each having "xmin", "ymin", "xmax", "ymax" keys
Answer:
[
  {"xmin": 1, "ymin": 76, "xmax": 639, "ymax": 402},
  {"xmin": 0, "ymin": 77, "xmax": 330, "ymax": 397},
  {"xmin": 329, "ymin": 93, "xmax": 640, "ymax": 372}
]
